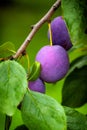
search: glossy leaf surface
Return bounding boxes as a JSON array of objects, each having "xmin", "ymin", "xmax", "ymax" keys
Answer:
[
  {"xmin": 0, "ymin": 60, "xmax": 28, "ymax": 115},
  {"xmin": 21, "ymin": 91, "xmax": 67, "ymax": 130}
]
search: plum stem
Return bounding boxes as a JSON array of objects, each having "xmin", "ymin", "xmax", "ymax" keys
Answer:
[
  {"xmin": 12, "ymin": 0, "xmax": 61, "ymax": 59},
  {"xmin": 48, "ymin": 21, "xmax": 53, "ymax": 46},
  {"xmin": 26, "ymin": 53, "xmax": 30, "ymax": 71}
]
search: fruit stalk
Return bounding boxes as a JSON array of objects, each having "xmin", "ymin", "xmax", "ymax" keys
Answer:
[
  {"xmin": 48, "ymin": 21, "xmax": 53, "ymax": 46},
  {"xmin": 13, "ymin": 0, "xmax": 61, "ymax": 59}
]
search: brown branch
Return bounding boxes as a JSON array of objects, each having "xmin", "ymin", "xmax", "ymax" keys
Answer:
[{"xmin": 13, "ymin": 0, "xmax": 61, "ymax": 59}]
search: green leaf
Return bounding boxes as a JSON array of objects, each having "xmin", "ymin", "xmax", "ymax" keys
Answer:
[
  {"xmin": 68, "ymin": 55, "xmax": 87, "ymax": 75},
  {"xmin": 0, "ymin": 60, "xmax": 28, "ymax": 116},
  {"xmin": 21, "ymin": 90, "xmax": 67, "ymax": 130},
  {"xmin": 62, "ymin": 66, "xmax": 87, "ymax": 108},
  {"xmin": 0, "ymin": 112, "xmax": 5, "ymax": 130},
  {"xmin": 28, "ymin": 61, "xmax": 41, "ymax": 81},
  {"xmin": 62, "ymin": 0, "xmax": 87, "ymax": 45},
  {"xmin": 0, "ymin": 42, "xmax": 15, "ymax": 58},
  {"xmin": 9, "ymin": 109, "xmax": 23, "ymax": 130},
  {"xmin": 64, "ymin": 106, "xmax": 87, "ymax": 130}
]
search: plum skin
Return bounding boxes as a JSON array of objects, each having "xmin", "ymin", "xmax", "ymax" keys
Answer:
[
  {"xmin": 48, "ymin": 16, "xmax": 72, "ymax": 50},
  {"xmin": 35, "ymin": 45, "xmax": 69, "ymax": 83},
  {"xmin": 28, "ymin": 78, "xmax": 45, "ymax": 93}
]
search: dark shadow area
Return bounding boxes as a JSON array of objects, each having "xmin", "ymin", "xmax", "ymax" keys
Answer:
[
  {"xmin": 85, "ymin": 28, "xmax": 87, "ymax": 34},
  {"xmin": 0, "ymin": 0, "xmax": 14, "ymax": 7}
]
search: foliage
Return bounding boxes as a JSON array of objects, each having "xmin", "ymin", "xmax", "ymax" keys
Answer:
[
  {"xmin": 0, "ymin": 0, "xmax": 87, "ymax": 130},
  {"xmin": 64, "ymin": 106, "xmax": 87, "ymax": 130},
  {"xmin": 21, "ymin": 91, "xmax": 66, "ymax": 130},
  {"xmin": 0, "ymin": 42, "xmax": 15, "ymax": 58},
  {"xmin": 0, "ymin": 60, "xmax": 28, "ymax": 116},
  {"xmin": 62, "ymin": 0, "xmax": 87, "ymax": 45},
  {"xmin": 62, "ymin": 56, "xmax": 87, "ymax": 107},
  {"xmin": 28, "ymin": 61, "xmax": 41, "ymax": 81}
]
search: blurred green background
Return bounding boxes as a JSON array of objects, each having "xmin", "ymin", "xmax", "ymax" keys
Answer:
[{"xmin": 0, "ymin": 0, "xmax": 87, "ymax": 129}]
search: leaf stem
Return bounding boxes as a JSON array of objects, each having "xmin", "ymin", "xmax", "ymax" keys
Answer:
[
  {"xmin": 5, "ymin": 115, "xmax": 12, "ymax": 130},
  {"xmin": 12, "ymin": 0, "xmax": 61, "ymax": 59},
  {"xmin": 25, "ymin": 53, "xmax": 30, "ymax": 71}
]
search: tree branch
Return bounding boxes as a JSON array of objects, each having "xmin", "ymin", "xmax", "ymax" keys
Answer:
[{"xmin": 13, "ymin": 0, "xmax": 61, "ymax": 59}]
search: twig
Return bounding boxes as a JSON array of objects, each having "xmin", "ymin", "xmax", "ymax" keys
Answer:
[{"xmin": 13, "ymin": 0, "xmax": 61, "ymax": 59}]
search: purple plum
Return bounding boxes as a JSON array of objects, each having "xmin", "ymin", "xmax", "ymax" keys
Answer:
[
  {"xmin": 35, "ymin": 45, "xmax": 69, "ymax": 83},
  {"xmin": 48, "ymin": 16, "xmax": 72, "ymax": 50},
  {"xmin": 28, "ymin": 78, "xmax": 45, "ymax": 93}
]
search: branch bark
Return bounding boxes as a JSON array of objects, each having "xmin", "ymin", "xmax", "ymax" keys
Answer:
[{"xmin": 13, "ymin": 0, "xmax": 61, "ymax": 59}]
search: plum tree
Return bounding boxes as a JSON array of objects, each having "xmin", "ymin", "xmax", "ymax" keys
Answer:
[
  {"xmin": 35, "ymin": 45, "xmax": 69, "ymax": 83},
  {"xmin": 28, "ymin": 78, "xmax": 45, "ymax": 93},
  {"xmin": 48, "ymin": 16, "xmax": 72, "ymax": 51}
]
